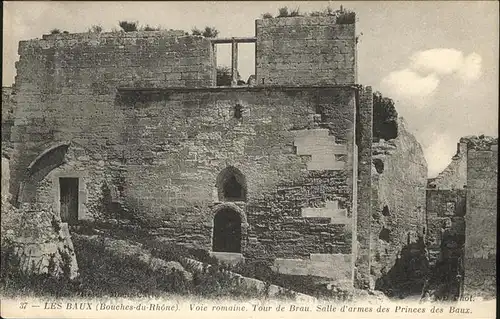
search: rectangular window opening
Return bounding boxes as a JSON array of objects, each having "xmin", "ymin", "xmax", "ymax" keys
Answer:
[
  {"xmin": 214, "ymin": 41, "xmax": 256, "ymax": 87},
  {"xmin": 238, "ymin": 43, "xmax": 256, "ymax": 86},
  {"xmin": 215, "ymin": 43, "xmax": 232, "ymax": 86},
  {"xmin": 60, "ymin": 177, "xmax": 79, "ymax": 224}
]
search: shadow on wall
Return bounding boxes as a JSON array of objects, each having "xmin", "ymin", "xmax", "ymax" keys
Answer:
[
  {"xmin": 375, "ymin": 236, "xmax": 429, "ymax": 298},
  {"xmin": 375, "ymin": 228, "xmax": 465, "ymax": 300}
]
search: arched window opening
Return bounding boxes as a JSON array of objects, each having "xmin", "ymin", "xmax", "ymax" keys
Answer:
[
  {"xmin": 213, "ymin": 208, "xmax": 241, "ymax": 253},
  {"xmin": 382, "ymin": 205, "xmax": 390, "ymax": 216},
  {"xmin": 216, "ymin": 166, "xmax": 247, "ymax": 202}
]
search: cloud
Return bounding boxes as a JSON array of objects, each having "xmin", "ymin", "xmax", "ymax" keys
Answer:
[
  {"xmin": 410, "ymin": 48, "xmax": 482, "ymax": 81},
  {"xmin": 379, "ymin": 48, "xmax": 486, "ymax": 177},
  {"xmin": 458, "ymin": 52, "xmax": 482, "ymax": 82},
  {"xmin": 380, "ymin": 69, "xmax": 439, "ymax": 102},
  {"xmin": 423, "ymin": 134, "xmax": 457, "ymax": 177},
  {"xmin": 380, "ymin": 48, "xmax": 483, "ymax": 104},
  {"xmin": 410, "ymin": 48, "xmax": 464, "ymax": 75}
]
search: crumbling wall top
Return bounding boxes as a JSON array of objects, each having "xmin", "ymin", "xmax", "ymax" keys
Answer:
[{"xmin": 460, "ymin": 135, "xmax": 498, "ymax": 151}]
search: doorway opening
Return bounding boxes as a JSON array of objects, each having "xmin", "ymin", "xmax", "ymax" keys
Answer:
[
  {"xmin": 212, "ymin": 208, "xmax": 241, "ymax": 253},
  {"xmin": 60, "ymin": 177, "xmax": 79, "ymax": 224}
]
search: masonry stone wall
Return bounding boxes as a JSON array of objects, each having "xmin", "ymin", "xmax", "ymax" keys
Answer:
[
  {"xmin": 11, "ymin": 84, "xmax": 360, "ymax": 287},
  {"xmin": 10, "ymin": 31, "xmax": 214, "ymax": 198},
  {"xmin": 427, "ymin": 142, "xmax": 467, "ymax": 190},
  {"xmin": 425, "ymin": 189, "xmax": 466, "ymax": 266},
  {"xmin": 370, "ymin": 118, "xmax": 428, "ymax": 282},
  {"xmin": 464, "ymin": 139, "xmax": 497, "ymax": 296},
  {"xmin": 355, "ymin": 86, "xmax": 373, "ymax": 288},
  {"xmin": 255, "ymin": 16, "xmax": 356, "ymax": 86},
  {"xmin": 8, "ymin": 16, "xmax": 369, "ymax": 288},
  {"xmin": 1, "ymin": 202, "xmax": 79, "ymax": 279},
  {"xmin": 2, "ymin": 87, "xmax": 15, "ymax": 152}
]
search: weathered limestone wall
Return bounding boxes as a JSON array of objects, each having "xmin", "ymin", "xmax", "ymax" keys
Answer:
[
  {"xmin": 2, "ymin": 87, "xmax": 15, "ymax": 151},
  {"xmin": 355, "ymin": 86, "xmax": 373, "ymax": 288},
  {"xmin": 255, "ymin": 16, "xmax": 356, "ymax": 86},
  {"xmin": 1, "ymin": 156, "xmax": 10, "ymax": 202},
  {"xmin": 11, "ymin": 85, "xmax": 361, "ymax": 287},
  {"xmin": 425, "ymin": 189, "xmax": 466, "ymax": 265},
  {"xmin": 1, "ymin": 202, "xmax": 79, "ymax": 279},
  {"xmin": 464, "ymin": 138, "xmax": 497, "ymax": 295},
  {"xmin": 9, "ymin": 16, "xmax": 366, "ymax": 288},
  {"xmin": 370, "ymin": 118, "xmax": 428, "ymax": 281},
  {"xmin": 10, "ymin": 31, "xmax": 213, "ymax": 198},
  {"xmin": 117, "ymin": 87, "xmax": 357, "ymax": 265},
  {"xmin": 427, "ymin": 142, "xmax": 467, "ymax": 190}
]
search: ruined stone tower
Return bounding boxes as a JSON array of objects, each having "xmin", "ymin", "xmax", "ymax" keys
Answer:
[{"xmin": 8, "ymin": 13, "xmax": 378, "ymax": 289}]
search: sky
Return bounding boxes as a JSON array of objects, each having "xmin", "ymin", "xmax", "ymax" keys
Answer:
[{"xmin": 3, "ymin": 1, "xmax": 499, "ymax": 177}]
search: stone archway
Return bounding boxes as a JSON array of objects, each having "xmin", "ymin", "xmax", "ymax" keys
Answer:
[
  {"xmin": 216, "ymin": 166, "xmax": 247, "ymax": 202},
  {"xmin": 212, "ymin": 207, "xmax": 242, "ymax": 253},
  {"xmin": 19, "ymin": 142, "xmax": 71, "ymax": 203}
]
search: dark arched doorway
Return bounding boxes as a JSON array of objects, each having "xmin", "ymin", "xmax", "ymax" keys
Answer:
[{"xmin": 213, "ymin": 208, "xmax": 241, "ymax": 253}]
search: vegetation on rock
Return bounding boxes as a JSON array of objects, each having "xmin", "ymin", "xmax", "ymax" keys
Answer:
[
  {"xmin": 373, "ymin": 91, "xmax": 398, "ymax": 142},
  {"xmin": 119, "ymin": 21, "xmax": 138, "ymax": 32}
]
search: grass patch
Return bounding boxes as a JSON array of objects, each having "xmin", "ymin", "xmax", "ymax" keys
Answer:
[{"xmin": 0, "ymin": 233, "xmax": 264, "ymax": 299}]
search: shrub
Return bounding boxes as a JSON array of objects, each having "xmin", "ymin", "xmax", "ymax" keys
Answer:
[
  {"xmin": 307, "ymin": 6, "xmax": 356, "ymax": 24},
  {"xmin": 119, "ymin": 21, "xmax": 138, "ymax": 32},
  {"xmin": 50, "ymin": 28, "xmax": 61, "ymax": 35},
  {"xmin": 142, "ymin": 25, "xmax": 161, "ymax": 31},
  {"xmin": 202, "ymin": 26, "xmax": 219, "ymax": 38},
  {"xmin": 277, "ymin": 6, "xmax": 289, "ymax": 17},
  {"xmin": 262, "ymin": 12, "xmax": 273, "ymax": 19},
  {"xmin": 216, "ymin": 66, "xmax": 232, "ymax": 86},
  {"xmin": 191, "ymin": 27, "xmax": 219, "ymax": 37},
  {"xmin": 290, "ymin": 7, "xmax": 301, "ymax": 17},
  {"xmin": 336, "ymin": 10, "xmax": 356, "ymax": 24},
  {"xmin": 373, "ymin": 91, "xmax": 398, "ymax": 141},
  {"xmin": 191, "ymin": 27, "xmax": 202, "ymax": 36},
  {"xmin": 88, "ymin": 25, "xmax": 103, "ymax": 33}
]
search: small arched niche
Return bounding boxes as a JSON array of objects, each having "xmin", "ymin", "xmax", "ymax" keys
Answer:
[{"xmin": 216, "ymin": 166, "xmax": 247, "ymax": 202}]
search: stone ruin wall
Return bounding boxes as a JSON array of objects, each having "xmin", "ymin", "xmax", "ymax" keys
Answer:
[
  {"xmin": 256, "ymin": 16, "xmax": 356, "ymax": 86},
  {"xmin": 425, "ymin": 141, "xmax": 468, "ymax": 266},
  {"xmin": 354, "ymin": 86, "xmax": 373, "ymax": 288},
  {"xmin": 424, "ymin": 136, "xmax": 497, "ymax": 297},
  {"xmin": 20, "ymin": 87, "xmax": 359, "ymax": 288},
  {"xmin": 425, "ymin": 189, "xmax": 466, "ymax": 267},
  {"xmin": 370, "ymin": 118, "xmax": 428, "ymax": 284},
  {"xmin": 427, "ymin": 141, "xmax": 467, "ymax": 190},
  {"xmin": 10, "ymin": 30, "xmax": 214, "ymax": 198},
  {"xmin": 7, "ymin": 16, "xmax": 364, "ymax": 288},
  {"xmin": 464, "ymin": 138, "xmax": 497, "ymax": 295},
  {"xmin": 1, "ymin": 199, "xmax": 79, "ymax": 279}
]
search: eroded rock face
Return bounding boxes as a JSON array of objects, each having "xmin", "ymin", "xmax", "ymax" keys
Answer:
[
  {"xmin": 370, "ymin": 118, "xmax": 428, "ymax": 287},
  {"xmin": 1, "ymin": 202, "xmax": 79, "ymax": 280}
]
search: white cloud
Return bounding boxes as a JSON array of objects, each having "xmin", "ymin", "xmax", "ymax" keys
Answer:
[
  {"xmin": 380, "ymin": 69, "xmax": 439, "ymax": 101},
  {"xmin": 379, "ymin": 48, "xmax": 484, "ymax": 107},
  {"xmin": 458, "ymin": 52, "xmax": 482, "ymax": 82},
  {"xmin": 410, "ymin": 48, "xmax": 482, "ymax": 81},
  {"xmin": 423, "ymin": 134, "xmax": 457, "ymax": 177},
  {"xmin": 410, "ymin": 48, "xmax": 464, "ymax": 75}
]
